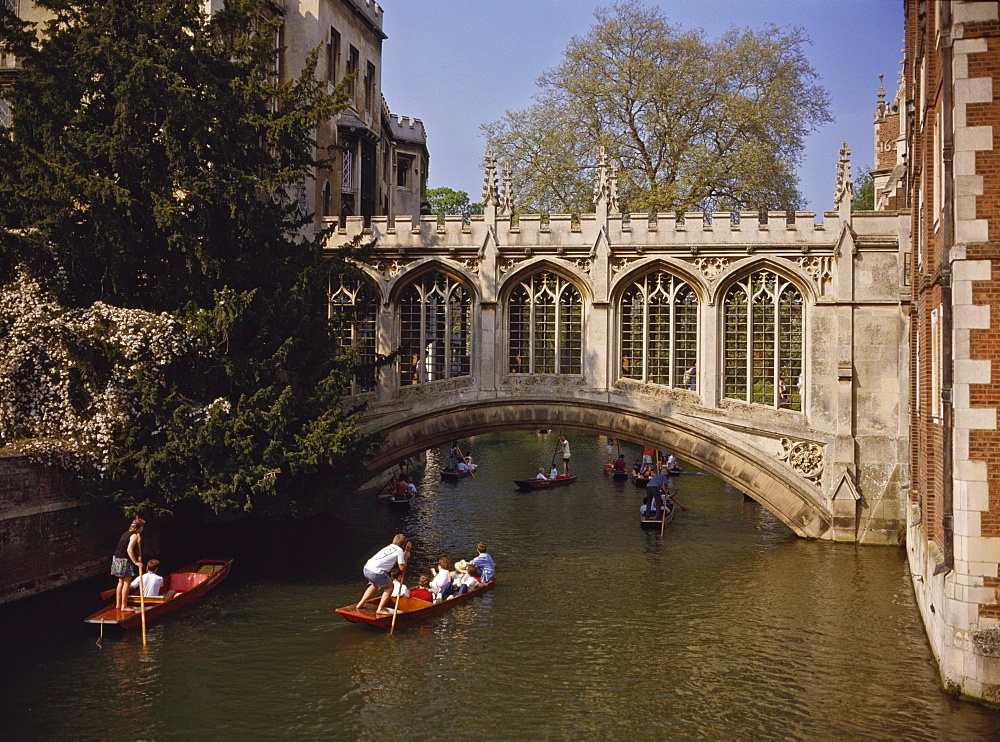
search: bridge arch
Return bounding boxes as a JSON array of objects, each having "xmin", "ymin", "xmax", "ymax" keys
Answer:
[{"xmin": 362, "ymin": 399, "xmax": 834, "ymax": 540}]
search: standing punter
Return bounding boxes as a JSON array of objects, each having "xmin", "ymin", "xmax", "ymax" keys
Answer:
[
  {"xmin": 556, "ymin": 435, "xmax": 572, "ymax": 476},
  {"xmin": 356, "ymin": 534, "xmax": 411, "ymax": 617}
]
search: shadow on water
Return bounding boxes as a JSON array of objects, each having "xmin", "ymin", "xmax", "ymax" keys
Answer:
[{"xmin": 2, "ymin": 431, "xmax": 999, "ymax": 739}]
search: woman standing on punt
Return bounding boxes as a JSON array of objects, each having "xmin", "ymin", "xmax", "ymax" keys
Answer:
[{"xmin": 111, "ymin": 517, "xmax": 144, "ymax": 611}]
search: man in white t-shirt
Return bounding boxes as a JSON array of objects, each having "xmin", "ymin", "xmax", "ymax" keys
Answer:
[
  {"xmin": 130, "ymin": 559, "xmax": 164, "ymax": 599},
  {"xmin": 355, "ymin": 534, "xmax": 411, "ymax": 617}
]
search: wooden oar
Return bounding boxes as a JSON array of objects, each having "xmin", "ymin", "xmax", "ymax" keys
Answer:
[
  {"xmin": 389, "ymin": 562, "xmax": 407, "ymax": 636},
  {"xmin": 660, "ymin": 495, "xmax": 668, "ymax": 537},
  {"xmin": 670, "ymin": 495, "xmax": 689, "ymax": 512}
]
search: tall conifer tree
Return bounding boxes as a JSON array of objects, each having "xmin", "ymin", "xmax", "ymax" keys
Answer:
[{"xmin": 0, "ymin": 0, "xmax": 377, "ymax": 515}]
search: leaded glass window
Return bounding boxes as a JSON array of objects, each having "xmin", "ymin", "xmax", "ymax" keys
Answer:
[
  {"xmin": 328, "ymin": 275, "xmax": 377, "ymax": 393},
  {"xmin": 400, "ymin": 272, "xmax": 471, "ymax": 385},
  {"xmin": 620, "ymin": 271, "xmax": 697, "ymax": 386},
  {"xmin": 508, "ymin": 272, "xmax": 582, "ymax": 375},
  {"xmin": 723, "ymin": 271, "xmax": 802, "ymax": 410},
  {"xmin": 0, "ymin": 99, "xmax": 10, "ymax": 129}
]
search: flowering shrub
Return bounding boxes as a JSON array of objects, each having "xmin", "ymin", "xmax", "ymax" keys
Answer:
[{"xmin": 0, "ymin": 273, "xmax": 206, "ymax": 473}]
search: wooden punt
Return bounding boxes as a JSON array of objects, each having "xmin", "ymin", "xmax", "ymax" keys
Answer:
[
  {"xmin": 335, "ymin": 578, "xmax": 496, "ymax": 630},
  {"xmin": 84, "ymin": 558, "xmax": 233, "ymax": 629},
  {"xmin": 640, "ymin": 505, "xmax": 677, "ymax": 529},
  {"xmin": 514, "ymin": 475, "xmax": 578, "ymax": 491},
  {"xmin": 441, "ymin": 467, "xmax": 475, "ymax": 481},
  {"xmin": 610, "ymin": 469, "xmax": 629, "ymax": 481}
]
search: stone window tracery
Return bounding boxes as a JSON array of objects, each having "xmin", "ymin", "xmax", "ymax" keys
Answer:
[
  {"xmin": 400, "ymin": 272, "xmax": 471, "ymax": 385},
  {"xmin": 619, "ymin": 271, "xmax": 697, "ymax": 387},
  {"xmin": 328, "ymin": 274, "xmax": 377, "ymax": 393},
  {"xmin": 723, "ymin": 270, "xmax": 802, "ymax": 410},
  {"xmin": 508, "ymin": 272, "xmax": 582, "ymax": 375}
]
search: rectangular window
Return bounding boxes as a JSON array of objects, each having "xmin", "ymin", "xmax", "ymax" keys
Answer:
[
  {"xmin": 0, "ymin": 98, "xmax": 10, "ymax": 129},
  {"xmin": 346, "ymin": 46, "xmax": 358, "ymax": 99},
  {"xmin": 396, "ymin": 155, "xmax": 411, "ymax": 187},
  {"xmin": 3, "ymin": 0, "xmax": 17, "ymax": 14},
  {"xmin": 327, "ymin": 28, "xmax": 340, "ymax": 82},
  {"xmin": 930, "ymin": 307, "xmax": 941, "ymax": 421},
  {"xmin": 342, "ymin": 149, "xmax": 353, "ymax": 193},
  {"xmin": 364, "ymin": 61, "xmax": 375, "ymax": 113}
]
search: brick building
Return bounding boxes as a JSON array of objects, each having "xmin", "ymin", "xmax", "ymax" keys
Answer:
[{"xmin": 904, "ymin": 0, "xmax": 1000, "ymax": 705}]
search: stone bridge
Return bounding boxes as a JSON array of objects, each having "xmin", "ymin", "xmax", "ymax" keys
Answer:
[{"xmin": 324, "ymin": 149, "xmax": 910, "ymax": 544}]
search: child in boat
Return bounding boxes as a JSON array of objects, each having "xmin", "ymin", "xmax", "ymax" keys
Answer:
[
  {"xmin": 450, "ymin": 561, "xmax": 480, "ymax": 596},
  {"xmin": 429, "ymin": 557, "xmax": 453, "ymax": 602},
  {"xmin": 549, "ymin": 465, "xmax": 559, "ymax": 479},
  {"xmin": 356, "ymin": 534, "xmax": 411, "ymax": 616},
  {"xmin": 410, "ymin": 575, "xmax": 434, "ymax": 602},
  {"xmin": 130, "ymin": 558, "xmax": 164, "ymax": 599},
  {"xmin": 470, "ymin": 542, "xmax": 495, "ymax": 582}
]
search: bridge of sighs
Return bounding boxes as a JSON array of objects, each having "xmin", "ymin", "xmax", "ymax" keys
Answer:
[{"xmin": 324, "ymin": 148, "xmax": 911, "ymax": 544}]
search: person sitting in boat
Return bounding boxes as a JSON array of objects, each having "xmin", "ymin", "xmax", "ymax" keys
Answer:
[
  {"xmin": 130, "ymin": 558, "xmax": 164, "ymax": 599},
  {"xmin": 450, "ymin": 561, "xmax": 480, "ymax": 596},
  {"xmin": 406, "ymin": 476, "xmax": 417, "ymax": 495},
  {"xmin": 429, "ymin": 557, "xmax": 454, "ymax": 602},
  {"xmin": 536, "ymin": 468, "xmax": 548, "ymax": 480},
  {"xmin": 464, "ymin": 454, "xmax": 476, "ymax": 471},
  {"xmin": 409, "ymin": 575, "xmax": 434, "ymax": 602},
  {"xmin": 549, "ymin": 465, "xmax": 559, "ymax": 479},
  {"xmin": 391, "ymin": 475, "xmax": 410, "ymax": 501},
  {"xmin": 390, "ymin": 565, "xmax": 410, "ymax": 598},
  {"xmin": 457, "ymin": 460, "xmax": 470, "ymax": 473},
  {"xmin": 612, "ymin": 455, "xmax": 627, "ymax": 473},
  {"xmin": 470, "ymin": 542, "xmax": 495, "ymax": 582},
  {"xmin": 639, "ymin": 461, "xmax": 654, "ymax": 477},
  {"xmin": 356, "ymin": 534, "xmax": 411, "ymax": 617},
  {"xmin": 632, "ymin": 460, "xmax": 643, "ymax": 476}
]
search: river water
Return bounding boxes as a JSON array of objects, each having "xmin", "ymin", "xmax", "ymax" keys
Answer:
[{"xmin": 2, "ymin": 431, "xmax": 999, "ymax": 739}]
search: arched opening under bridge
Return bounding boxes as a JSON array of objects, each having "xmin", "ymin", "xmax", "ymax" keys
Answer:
[{"xmin": 362, "ymin": 400, "xmax": 834, "ymax": 539}]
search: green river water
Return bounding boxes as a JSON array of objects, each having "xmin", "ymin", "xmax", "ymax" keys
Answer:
[{"xmin": 2, "ymin": 431, "xmax": 999, "ymax": 739}]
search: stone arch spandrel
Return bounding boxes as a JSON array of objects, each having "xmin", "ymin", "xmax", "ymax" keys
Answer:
[
  {"xmin": 386, "ymin": 257, "xmax": 481, "ymax": 306},
  {"xmin": 609, "ymin": 257, "xmax": 709, "ymax": 306},
  {"xmin": 711, "ymin": 257, "xmax": 819, "ymax": 306},
  {"xmin": 496, "ymin": 257, "xmax": 593, "ymax": 304},
  {"xmin": 361, "ymin": 400, "xmax": 833, "ymax": 540}
]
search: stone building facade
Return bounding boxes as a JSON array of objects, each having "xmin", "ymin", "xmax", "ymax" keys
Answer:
[
  {"xmin": 904, "ymin": 0, "xmax": 1000, "ymax": 706},
  {"xmin": 1, "ymin": 0, "xmax": 428, "ymax": 227}
]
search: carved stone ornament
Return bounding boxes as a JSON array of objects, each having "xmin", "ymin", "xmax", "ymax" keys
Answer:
[
  {"xmin": 375, "ymin": 259, "xmax": 412, "ymax": 278},
  {"xmin": 778, "ymin": 437, "xmax": 824, "ymax": 483},
  {"xmin": 460, "ymin": 258, "xmax": 481, "ymax": 274},
  {"xmin": 482, "ymin": 151, "xmax": 499, "ymax": 208},
  {"xmin": 498, "ymin": 258, "xmax": 521, "ymax": 276},
  {"xmin": 611, "ymin": 257, "xmax": 639, "ymax": 277},
  {"xmin": 798, "ymin": 256, "xmax": 833, "ymax": 284},
  {"xmin": 833, "ymin": 142, "xmax": 853, "ymax": 209},
  {"xmin": 575, "ymin": 257, "xmax": 593, "ymax": 274},
  {"xmin": 693, "ymin": 256, "xmax": 729, "ymax": 281}
]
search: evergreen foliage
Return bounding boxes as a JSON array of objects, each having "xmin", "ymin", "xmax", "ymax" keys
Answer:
[
  {"xmin": 853, "ymin": 167, "xmax": 875, "ymax": 210},
  {"xmin": 0, "ymin": 0, "xmax": 378, "ymax": 516},
  {"xmin": 482, "ymin": 0, "xmax": 833, "ymax": 215}
]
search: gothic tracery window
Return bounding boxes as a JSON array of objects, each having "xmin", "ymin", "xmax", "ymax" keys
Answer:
[
  {"xmin": 620, "ymin": 271, "xmax": 697, "ymax": 386},
  {"xmin": 328, "ymin": 274, "xmax": 378, "ymax": 393},
  {"xmin": 400, "ymin": 271, "xmax": 471, "ymax": 385},
  {"xmin": 723, "ymin": 270, "xmax": 803, "ymax": 410},
  {"xmin": 508, "ymin": 271, "xmax": 582, "ymax": 375}
]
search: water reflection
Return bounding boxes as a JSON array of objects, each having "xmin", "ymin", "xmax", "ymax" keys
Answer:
[{"xmin": 1, "ymin": 432, "xmax": 999, "ymax": 738}]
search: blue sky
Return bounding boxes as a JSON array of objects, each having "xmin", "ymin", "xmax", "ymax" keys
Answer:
[{"xmin": 380, "ymin": 0, "xmax": 904, "ymax": 216}]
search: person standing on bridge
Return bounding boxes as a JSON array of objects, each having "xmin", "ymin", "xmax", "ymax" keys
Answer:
[{"xmin": 556, "ymin": 435, "xmax": 571, "ymax": 475}]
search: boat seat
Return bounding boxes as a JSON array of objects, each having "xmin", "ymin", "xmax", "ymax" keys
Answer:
[{"xmin": 167, "ymin": 572, "xmax": 210, "ymax": 592}]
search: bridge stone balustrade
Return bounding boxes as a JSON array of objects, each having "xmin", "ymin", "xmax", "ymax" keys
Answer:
[{"xmin": 325, "ymin": 153, "xmax": 911, "ymax": 544}]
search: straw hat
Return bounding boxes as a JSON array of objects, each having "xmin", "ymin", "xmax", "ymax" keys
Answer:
[{"xmin": 454, "ymin": 559, "xmax": 469, "ymax": 572}]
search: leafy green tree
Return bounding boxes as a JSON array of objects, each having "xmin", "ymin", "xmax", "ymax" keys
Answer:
[
  {"xmin": 482, "ymin": 0, "xmax": 832, "ymax": 215},
  {"xmin": 853, "ymin": 167, "xmax": 875, "ymax": 210},
  {"xmin": 426, "ymin": 187, "xmax": 483, "ymax": 223},
  {"xmin": 0, "ymin": 0, "xmax": 377, "ymax": 515}
]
